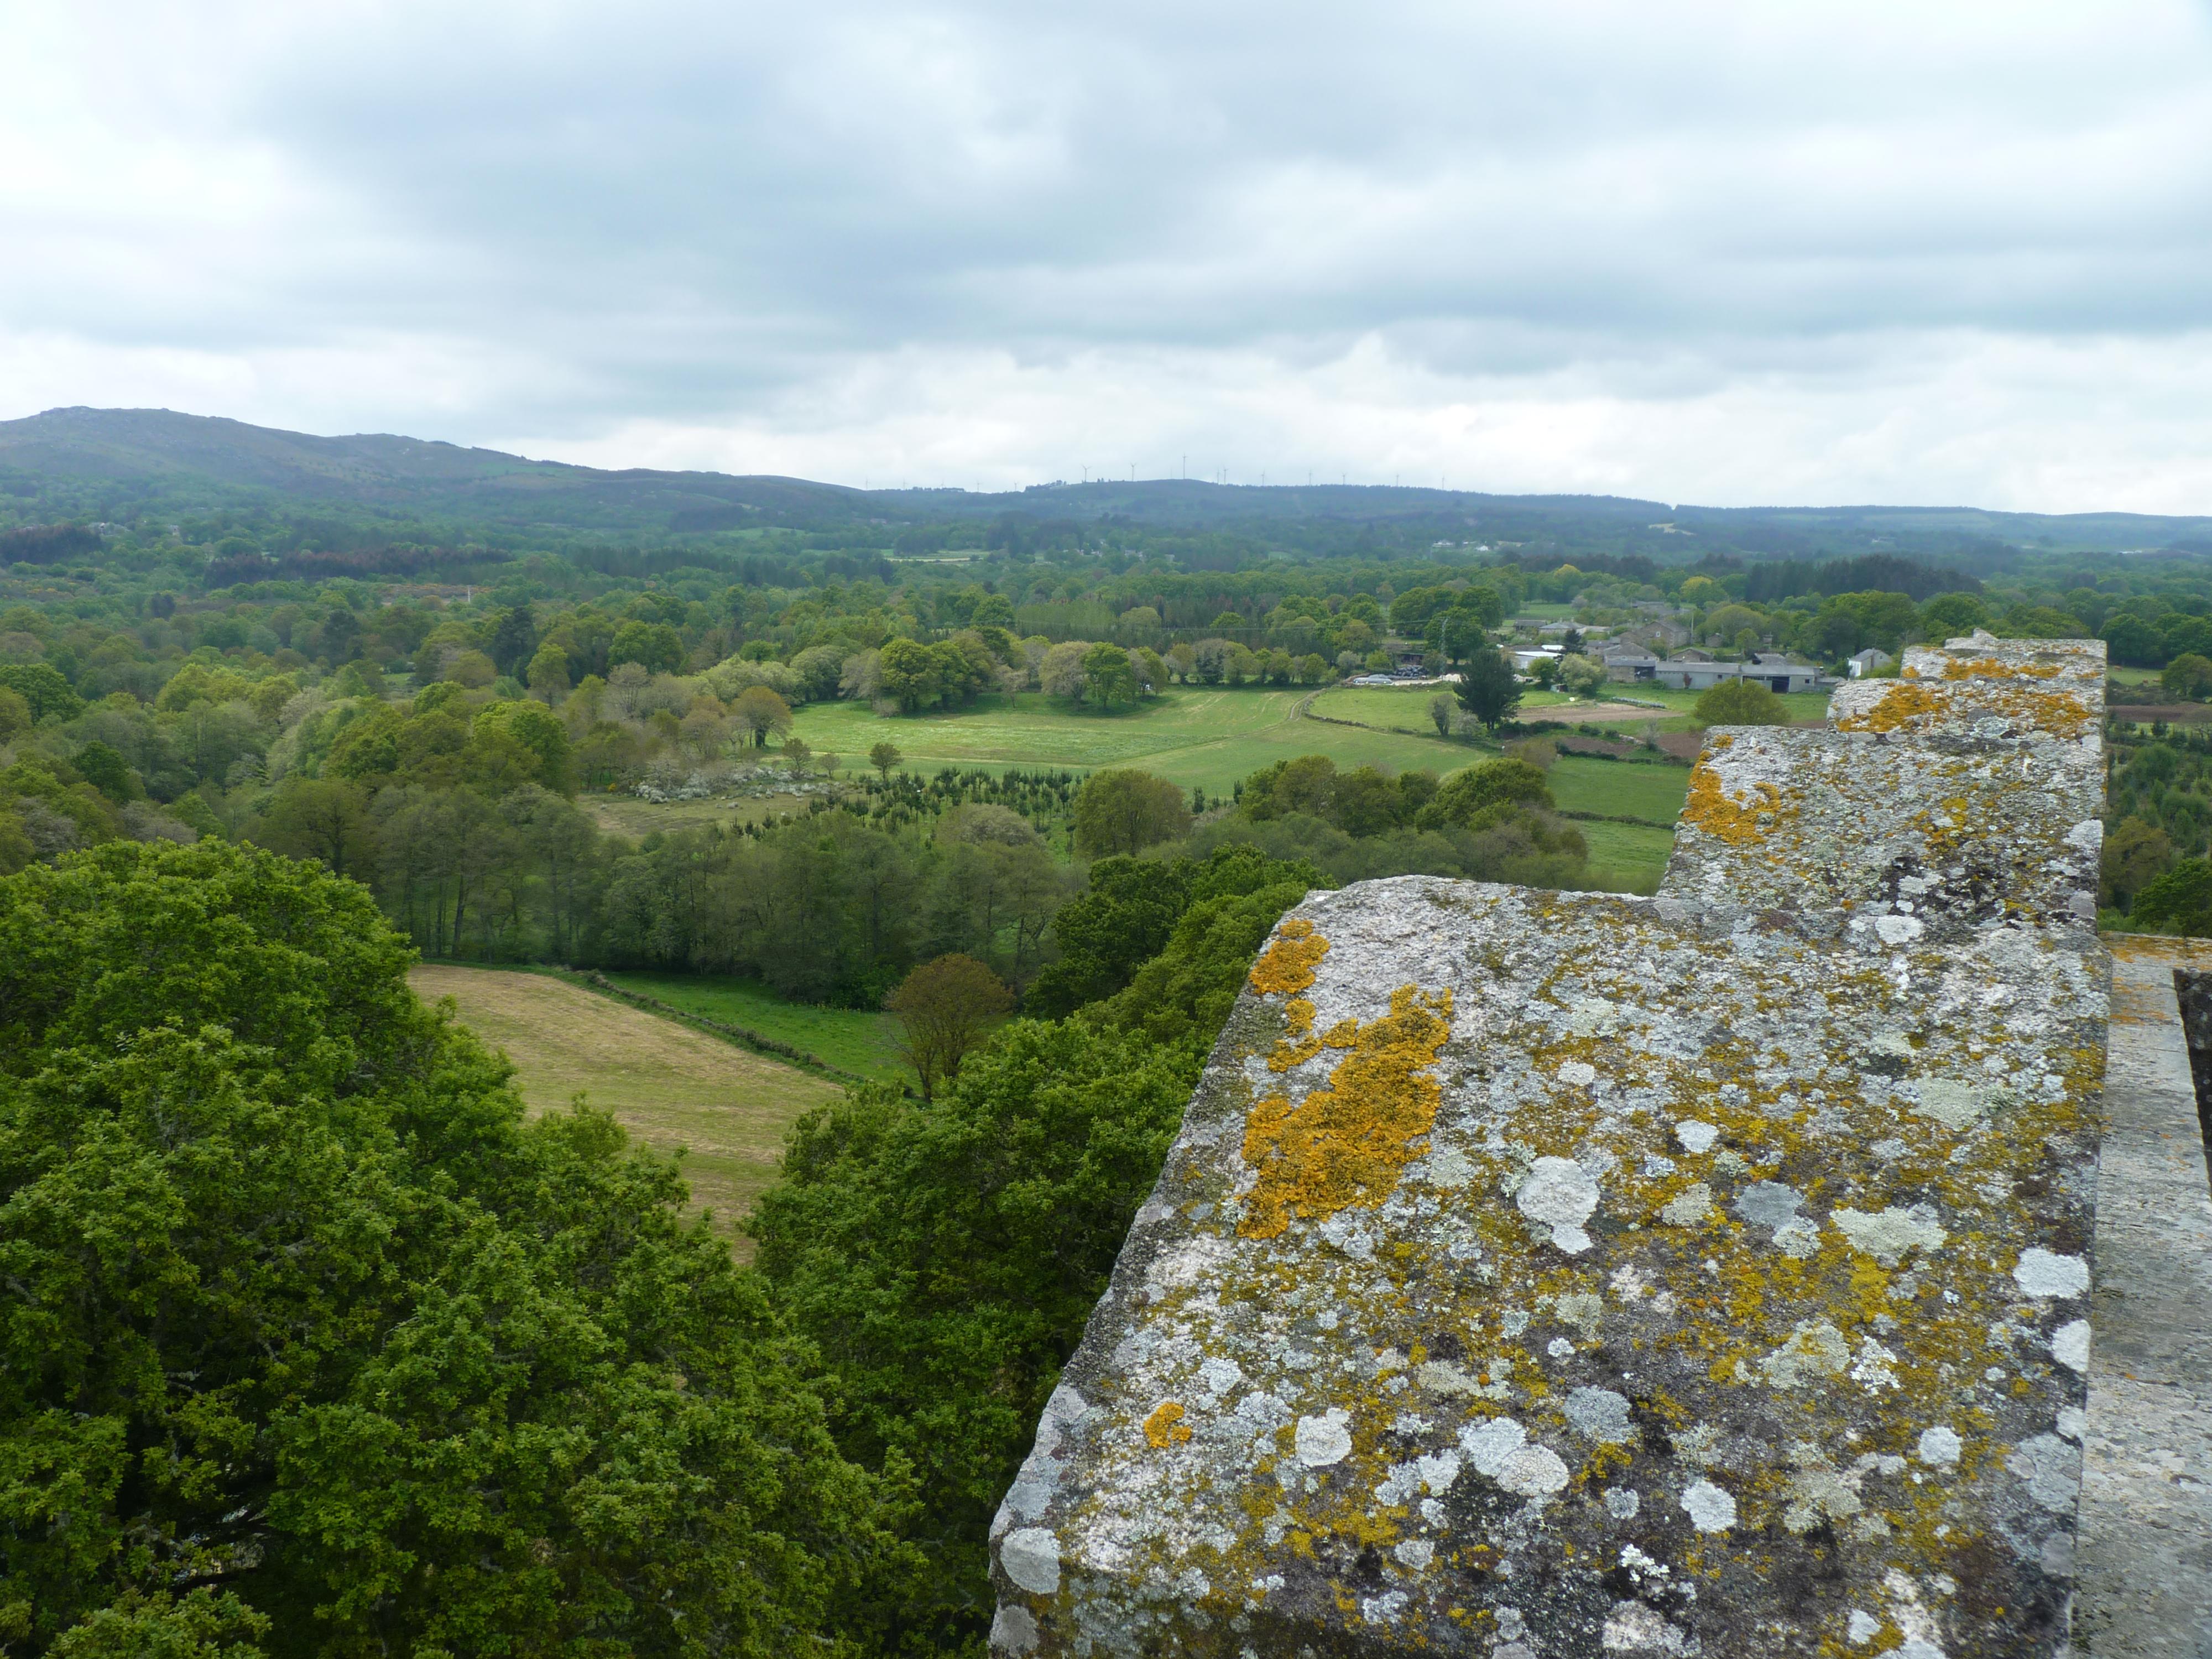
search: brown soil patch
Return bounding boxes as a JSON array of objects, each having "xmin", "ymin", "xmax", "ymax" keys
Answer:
[
  {"xmin": 1517, "ymin": 702, "xmax": 1669, "ymax": 726},
  {"xmin": 2112, "ymin": 705, "xmax": 2212, "ymax": 724},
  {"xmin": 410, "ymin": 965, "xmax": 842, "ymax": 1244}
]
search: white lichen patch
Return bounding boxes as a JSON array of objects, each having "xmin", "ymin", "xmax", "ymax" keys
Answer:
[
  {"xmin": 1514, "ymin": 1156, "xmax": 1600, "ymax": 1254},
  {"xmin": 1294, "ymin": 1410, "xmax": 1352, "ymax": 1467},
  {"xmin": 1681, "ymin": 1479, "xmax": 1738, "ymax": 1534},
  {"xmin": 1660, "ymin": 1181, "xmax": 1714, "ymax": 1227},
  {"xmin": 1673, "ymin": 1119, "xmax": 1720, "ymax": 1154},
  {"xmin": 2011, "ymin": 1248, "xmax": 2089, "ymax": 1300},
  {"xmin": 1832, "ymin": 1204, "xmax": 1948, "ymax": 1268},
  {"xmin": 1916, "ymin": 1426, "xmax": 1962, "ymax": 1468}
]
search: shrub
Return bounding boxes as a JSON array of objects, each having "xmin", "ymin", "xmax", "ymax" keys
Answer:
[{"xmin": 1693, "ymin": 679, "xmax": 1790, "ymax": 726}]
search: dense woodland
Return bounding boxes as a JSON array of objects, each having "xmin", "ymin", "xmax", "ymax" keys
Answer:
[{"xmin": 12, "ymin": 413, "xmax": 2212, "ymax": 1653}]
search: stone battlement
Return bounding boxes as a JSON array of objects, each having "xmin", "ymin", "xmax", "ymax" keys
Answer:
[{"xmin": 990, "ymin": 633, "xmax": 2146, "ymax": 1658}]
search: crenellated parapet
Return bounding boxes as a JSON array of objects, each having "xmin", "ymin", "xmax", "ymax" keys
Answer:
[{"xmin": 990, "ymin": 633, "xmax": 2114, "ymax": 1658}]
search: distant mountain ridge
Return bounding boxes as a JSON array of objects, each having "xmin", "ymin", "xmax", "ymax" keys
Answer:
[
  {"xmin": 0, "ymin": 406, "xmax": 880, "ymax": 531},
  {"xmin": 2, "ymin": 405, "xmax": 2208, "ymax": 554}
]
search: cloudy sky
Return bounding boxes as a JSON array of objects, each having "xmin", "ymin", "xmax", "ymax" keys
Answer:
[{"xmin": 7, "ymin": 1, "xmax": 2211, "ymax": 509}]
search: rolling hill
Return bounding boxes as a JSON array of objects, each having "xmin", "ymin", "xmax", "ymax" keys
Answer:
[{"xmin": 3, "ymin": 405, "xmax": 2209, "ymax": 559}]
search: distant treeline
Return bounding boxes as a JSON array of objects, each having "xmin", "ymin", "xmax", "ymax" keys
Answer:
[
  {"xmin": 1744, "ymin": 552, "xmax": 1981, "ymax": 604},
  {"xmin": 1, "ymin": 523, "xmax": 102, "ymax": 565},
  {"xmin": 569, "ymin": 544, "xmax": 895, "ymax": 585},
  {"xmin": 204, "ymin": 544, "xmax": 515, "ymax": 586}
]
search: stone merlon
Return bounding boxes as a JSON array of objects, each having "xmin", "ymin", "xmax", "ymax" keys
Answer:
[{"xmin": 990, "ymin": 633, "xmax": 2174, "ymax": 1658}]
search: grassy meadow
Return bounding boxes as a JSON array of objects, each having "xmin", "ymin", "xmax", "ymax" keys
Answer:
[
  {"xmin": 411, "ymin": 964, "xmax": 842, "ymax": 1242},
  {"xmin": 790, "ymin": 684, "xmax": 1715, "ymax": 808},
  {"xmin": 602, "ymin": 971, "xmax": 908, "ymax": 1084},
  {"xmin": 790, "ymin": 687, "xmax": 1387, "ymax": 795}
]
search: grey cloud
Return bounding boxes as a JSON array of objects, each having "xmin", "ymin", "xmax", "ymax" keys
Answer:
[
  {"xmin": 6, "ymin": 1, "xmax": 2212, "ymax": 500},
  {"xmin": 207, "ymin": 2, "xmax": 2212, "ymax": 371}
]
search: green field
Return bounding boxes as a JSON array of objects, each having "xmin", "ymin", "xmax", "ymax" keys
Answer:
[
  {"xmin": 602, "ymin": 972, "xmax": 907, "ymax": 1085},
  {"xmin": 1574, "ymin": 820, "xmax": 1679, "ymax": 894},
  {"xmin": 789, "ymin": 688, "xmax": 1489, "ymax": 796},
  {"xmin": 1308, "ymin": 685, "xmax": 1617, "ymax": 731},
  {"xmin": 784, "ymin": 685, "xmax": 1696, "ymax": 886},
  {"xmin": 1317, "ymin": 682, "xmax": 1832, "ymax": 734},
  {"xmin": 1546, "ymin": 757, "xmax": 1691, "ymax": 822},
  {"xmin": 1598, "ymin": 684, "xmax": 1831, "ymax": 723},
  {"xmin": 580, "ymin": 791, "xmax": 817, "ymax": 838}
]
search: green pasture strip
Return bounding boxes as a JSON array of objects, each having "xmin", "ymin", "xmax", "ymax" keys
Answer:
[
  {"xmin": 1546, "ymin": 755, "xmax": 1691, "ymax": 823},
  {"xmin": 1574, "ymin": 820, "xmax": 1678, "ymax": 895},
  {"xmin": 1307, "ymin": 686, "xmax": 1458, "ymax": 733},
  {"xmin": 600, "ymin": 971, "xmax": 907, "ymax": 1086}
]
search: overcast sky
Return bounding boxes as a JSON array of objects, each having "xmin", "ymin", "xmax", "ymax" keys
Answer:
[{"xmin": 7, "ymin": 1, "xmax": 2211, "ymax": 509}]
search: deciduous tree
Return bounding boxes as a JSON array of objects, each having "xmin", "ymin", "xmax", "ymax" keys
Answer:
[
  {"xmin": 2162, "ymin": 652, "xmax": 2212, "ymax": 701},
  {"xmin": 732, "ymin": 684, "xmax": 794, "ymax": 747},
  {"xmin": 1072, "ymin": 767, "xmax": 1190, "ymax": 857},
  {"xmin": 885, "ymin": 952, "xmax": 1013, "ymax": 1099},
  {"xmin": 0, "ymin": 841, "xmax": 896, "ymax": 1655}
]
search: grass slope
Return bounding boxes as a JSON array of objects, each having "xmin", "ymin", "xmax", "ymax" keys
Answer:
[
  {"xmin": 599, "ymin": 972, "xmax": 907, "ymax": 1086},
  {"xmin": 410, "ymin": 964, "xmax": 841, "ymax": 1241}
]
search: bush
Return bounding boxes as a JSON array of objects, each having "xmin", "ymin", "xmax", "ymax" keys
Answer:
[
  {"xmin": 1412, "ymin": 757, "xmax": 1552, "ymax": 832},
  {"xmin": 1693, "ymin": 679, "xmax": 1790, "ymax": 726}
]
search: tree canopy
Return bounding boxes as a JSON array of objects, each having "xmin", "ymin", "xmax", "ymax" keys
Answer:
[
  {"xmin": 1070, "ymin": 768, "xmax": 1190, "ymax": 858},
  {"xmin": 1453, "ymin": 646, "xmax": 1521, "ymax": 732},
  {"xmin": 0, "ymin": 841, "xmax": 896, "ymax": 1657}
]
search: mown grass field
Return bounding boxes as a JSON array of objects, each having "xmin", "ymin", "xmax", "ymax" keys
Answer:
[
  {"xmin": 410, "ymin": 965, "xmax": 841, "ymax": 1243},
  {"xmin": 602, "ymin": 971, "xmax": 907, "ymax": 1085},
  {"xmin": 1308, "ymin": 685, "xmax": 1657, "ymax": 731},
  {"xmin": 791, "ymin": 688, "xmax": 1488, "ymax": 797}
]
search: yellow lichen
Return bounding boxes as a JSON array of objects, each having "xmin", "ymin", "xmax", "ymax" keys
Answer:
[
  {"xmin": 1834, "ymin": 680, "xmax": 1947, "ymax": 733},
  {"xmin": 1249, "ymin": 917, "xmax": 1329, "ymax": 996},
  {"xmin": 1239, "ymin": 984, "xmax": 1455, "ymax": 1239},
  {"xmin": 1143, "ymin": 1400, "xmax": 1192, "ymax": 1448},
  {"xmin": 1940, "ymin": 657, "xmax": 2064, "ymax": 681},
  {"xmin": 1681, "ymin": 764, "xmax": 1797, "ymax": 846},
  {"xmin": 1838, "ymin": 665, "xmax": 2093, "ymax": 737}
]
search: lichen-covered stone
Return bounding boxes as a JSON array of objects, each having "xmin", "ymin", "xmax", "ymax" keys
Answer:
[{"xmin": 991, "ymin": 634, "xmax": 2107, "ymax": 1658}]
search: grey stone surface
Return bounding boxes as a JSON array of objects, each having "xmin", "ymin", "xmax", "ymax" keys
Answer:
[
  {"xmin": 990, "ymin": 634, "xmax": 2120, "ymax": 1657},
  {"xmin": 2075, "ymin": 943, "xmax": 2212, "ymax": 1658}
]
